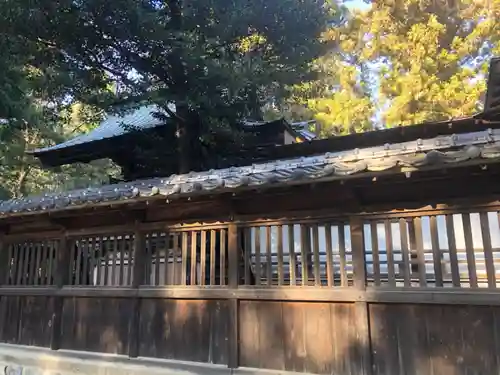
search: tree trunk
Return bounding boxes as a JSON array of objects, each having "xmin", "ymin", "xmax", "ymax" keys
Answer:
[{"xmin": 167, "ymin": 0, "xmax": 200, "ymax": 174}]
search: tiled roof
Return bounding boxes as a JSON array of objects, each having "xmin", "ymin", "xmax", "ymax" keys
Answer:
[
  {"xmin": 30, "ymin": 106, "xmax": 316, "ymax": 155},
  {"xmin": 30, "ymin": 105, "xmax": 168, "ymax": 153},
  {"xmin": 2, "ymin": 128, "xmax": 500, "ymax": 217}
]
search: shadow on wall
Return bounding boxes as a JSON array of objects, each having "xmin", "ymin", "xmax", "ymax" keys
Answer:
[{"xmin": 238, "ymin": 288, "xmax": 500, "ymax": 375}]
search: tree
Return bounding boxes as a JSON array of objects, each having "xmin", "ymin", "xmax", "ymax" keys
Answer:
[
  {"xmin": 265, "ymin": 4, "xmax": 376, "ymax": 136},
  {"xmin": 0, "ymin": 0, "xmax": 332, "ymax": 173},
  {"xmin": 270, "ymin": 0, "xmax": 500, "ymax": 135}
]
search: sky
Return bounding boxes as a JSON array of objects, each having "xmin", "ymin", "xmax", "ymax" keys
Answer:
[{"xmin": 344, "ymin": 0, "xmax": 371, "ymax": 10}]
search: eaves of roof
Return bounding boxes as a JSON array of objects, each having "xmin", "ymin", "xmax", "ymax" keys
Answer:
[{"xmin": 2, "ymin": 128, "xmax": 500, "ymax": 218}]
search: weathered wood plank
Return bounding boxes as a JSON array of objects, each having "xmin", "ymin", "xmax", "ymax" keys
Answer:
[
  {"xmin": 429, "ymin": 216, "xmax": 443, "ymax": 287},
  {"xmin": 399, "ymin": 218, "xmax": 411, "ymax": 287},
  {"xmin": 480, "ymin": 212, "xmax": 496, "ymax": 288},
  {"xmin": 312, "ymin": 225, "xmax": 321, "ymax": 286},
  {"xmin": 254, "ymin": 227, "xmax": 261, "ymax": 286},
  {"xmin": 413, "ymin": 217, "xmax": 427, "ymax": 287},
  {"xmin": 351, "ymin": 218, "xmax": 366, "ymax": 290},
  {"xmin": 266, "ymin": 226, "xmax": 272, "ymax": 286},
  {"xmin": 288, "ymin": 225, "xmax": 296, "ymax": 286},
  {"xmin": 325, "ymin": 224, "xmax": 334, "ymax": 287},
  {"xmin": 338, "ymin": 224, "xmax": 348, "ymax": 287},
  {"xmin": 370, "ymin": 222, "xmax": 381, "ymax": 286},
  {"xmin": 277, "ymin": 225, "xmax": 284, "ymax": 286},
  {"xmin": 462, "ymin": 213, "xmax": 478, "ymax": 288},
  {"xmin": 445, "ymin": 214, "xmax": 461, "ymax": 287},
  {"xmin": 384, "ymin": 220, "xmax": 396, "ymax": 286}
]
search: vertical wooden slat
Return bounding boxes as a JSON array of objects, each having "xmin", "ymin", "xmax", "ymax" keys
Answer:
[
  {"xmin": 129, "ymin": 227, "xmax": 146, "ymax": 358},
  {"xmin": 312, "ymin": 225, "xmax": 320, "ymax": 286},
  {"xmin": 126, "ymin": 237, "xmax": 133, "ymax": 286},
  {"xmin": 370, "ymin": 222, "xmax": 381, "ymax": 286},
  {"xmin": 155, "ymin": 236, "xmax": 161, "ymax": 286},
  {"xmin": 172, "ymin": 233, "xmax": 179, "ymax": 285},
  {"xmin": 22, "ymin": 243, "xmax": 30, "ymax": 285},
  {"xmin": 34, "ymin": 242, "xmax": 42, "ymax": 286},
  {"xmin": 288, "ymin": 225, "xmax": 296, "ymax": 286},
  {"xmin": 190, "ymin": 231, "xmax": 198, "ymax": 286},
  {"xmin": 199, "ymin": 231, "xmax": 206, "ymax": 285},
  {"xmin": 445, "ymin": 214, "xmax": 461, "ymax": 287},
  {"xmin": 102, "ymin": 236, "xmax": 109, "ymax": 285},
  {"xmin": 227, "ymin": 223, "xmax": 239, "ymax": 369},
  {"xmin": 480, "ymin": 212, "xmax": 496, "ymax": 288},
  {"xmin": 220, "ymin": 229, "xmax": 227, "ymax": 285},
  {"xmin": 119, "ymin": 237, "xmax": 125, "ymax": 286},
  {"xmin": 5, "ymin": 243, "xmax": 13, "ymax": 285},
  {"xmin": 210, "ymin": 230, "xmax": 216, "ymax": 285},
  {"xmin": 96, "ymin": 237, "xmax": 103, "ymax": 286},
  {"xmin": 430, "ymin": 216, "xmax": 443, "ymax": 287},
  {"xmin": 28, "ymin": 242, "xmax": 37, "ymax": 285},
  {"xmin": 254, "ymin": 227, "xmax": 261, "ymax": 286},
  {"xmin": 338, "ymin": 224, "xmax": 348, "ymax": 287},
  {"xmin": 10, "ymin": 244, "xmax": 19, "ymax": 285},
  {"xmin": 16, "ymin": 244, "xmax": 25, "ymax": 286},
  {"xmin": 44, "ymin": 241, "xmax": 51, "ymax": 285},
  {"xmin": 325, "ymin": 224, "xmax": 334, "ymax": 287},
  {"xmin": 163, "ymin": 232, "xmax": 171, "ymax": 286},
  {"xmin": 300, "ymin": 224, "xmax": 309, "ymax": 286},
  {"xmin": 0, "ymin": 236, "xmax": 9, "ymax": 286},
  {"xmin": 413, "ymin": 217, "xmax": 427, "ymax": 287},
  {"xmin": 81, "ymin": 239, "xmax": 89, "ymax": 285},
  {"xmin": 111, "ymin": 237, "xmax": 118, "ymax": 286},
  {"xmin": 244, "ymin": 228, "xmax": 251, "ymax": 285},
  {"xmin": 462, "ymin": 213, "xmax": 478, "ymax": 288},
  {"xmin": 384, "ymin": 220, "xmax": 396, "ymax": 286},
  {"xmin": 181, "ymin": 232, "xmax": 188, "ymax": 286},
  {"xmin": 266, "ymin": 226, "xmax": 272, "ymax": 286},
  {"xmin": 354, "ymin": 301, "xmax": 373, "ymax": 375},
  {"xmin": 351, "ymin": 217, "xmax": 366, "ymax": 290},
  {"xmin": 228, "ymin": 224, "xmax": 239, "ymax": 288},
  {"xmin": 277, "ymin": 225, "xmax": 284, "ymax": 286},
  {"xmin": 51, "ymin": 236, "xmax": 71, "ymax": 350},
  {"xmin": 399, "ymin": 219, "xmax": 411, "ymax": 287}
]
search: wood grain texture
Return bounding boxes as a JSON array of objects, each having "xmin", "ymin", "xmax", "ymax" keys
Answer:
[
  {"xmin": 60, "ymin": 297, "xmax": 133, "ymax": 354},
  {"xmin": 239, "ymin": 301, "xmax": 361, "ymax": 374},
  {"xmin": 138, "ymin": 299, "xmax": 228, "ymax": 364},
  {"xmin": 0, "ymin": 296, "xmax": 53, "ymax": 347},
  {"xmin": 370, "ymin": 304, "xmax": 500, "ymax": 375}
]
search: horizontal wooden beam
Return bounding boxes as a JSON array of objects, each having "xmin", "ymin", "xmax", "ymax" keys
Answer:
[{"xmin": 3, "ymin": 286, "xmax": 500, "ymax": 306}]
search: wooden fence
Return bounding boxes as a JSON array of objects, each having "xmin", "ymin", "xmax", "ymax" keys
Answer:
[{"xmin": 0, "ymin": 203, "xmax": 500, "ymax": 374}]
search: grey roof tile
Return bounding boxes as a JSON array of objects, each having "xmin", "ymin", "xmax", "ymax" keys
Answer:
[
  {"xmin": 31, "ymin": 105, "xmax": 167, "ymax": 153},
  {"xmin": 2, "ymin": 128, "xmax": 500, "ymax": 217}
]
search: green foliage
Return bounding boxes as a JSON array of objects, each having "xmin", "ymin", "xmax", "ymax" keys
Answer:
[
  {"xmin": 0, "ymin": 0, "xmax": 332, "ymax": 171},
  {"xmin": 271, "ymin": 0, "xmax": 500, "ymax": 135}
]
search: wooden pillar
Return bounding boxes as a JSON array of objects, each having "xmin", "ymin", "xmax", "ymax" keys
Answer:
[
  {"xmin": 227, "ymin": 222, "xmax": 239, "ymax": 369},
  {"xmin": 51, "ymin": 234, "xmax": 71, "ymax": 350},
  {"xmin": 0, "ymin": 235, "xmax": 9, "ymax": 285},
  {"xmin": 350, "ymin": 216, "xmax": 373, "ymax": 375},
  {"xmin": 128, "ymin": 226, "xmax": 146, "ymax": 358},
  {"xmin": 0, "ymin": 235, "xmax": 8, "ymax": 342}
]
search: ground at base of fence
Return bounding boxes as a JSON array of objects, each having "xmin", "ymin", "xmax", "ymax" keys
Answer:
[{"xmin": 0, "ymin": 344, "xmax": 233, "ymax": 375}]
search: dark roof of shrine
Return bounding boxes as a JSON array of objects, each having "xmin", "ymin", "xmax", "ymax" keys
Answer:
[
  {"xmin": 29, "ymin": 105, "xmax": 315, "ymax": 156},
  {"xmin": 2, "ymin": 125, "xmax": 500, "ymax": 217}
]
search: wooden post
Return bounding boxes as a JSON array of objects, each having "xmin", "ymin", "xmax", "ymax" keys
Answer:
[
  {"xmin": 128, "ymin": 226, "xmax": 146, "ymax": 358},
  {"xmin": 50, "ymin": 235, "xmax": 71, "ymax": 350},
  {"xmin": 350, "ymin": 216, "xmax": 373, "ymax": 375},
  {"xmin": 0, "ymin": 234, "xmax": 10, "ymax": 286},
  {"xmin": 351, "ymin": 217, "xmax": 366, "ymax": 290},
  {"xmin": 227, "ymin": 222, "xmax": 239, "ymax": 369},
  {"xmin": 0, "ymin": 235, "xmax": 8, "ymax": 341}
]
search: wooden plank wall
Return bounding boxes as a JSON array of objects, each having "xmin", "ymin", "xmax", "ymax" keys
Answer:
[
  {"xmin": 0, "ymin": 296, "xmax": 53, "ymax": 347},
  {"xmin": 239, "ymin": 301, "xmax": 363, "ymax": 374},
  {"xmin": 0, "ymin": 203, "xmax": 500, "ymax": 375}
]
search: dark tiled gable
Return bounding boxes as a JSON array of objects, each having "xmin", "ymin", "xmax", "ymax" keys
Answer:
[{"xmin": 1, "ymin": 128, "xmax": 500, "ymax": 217}]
